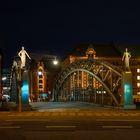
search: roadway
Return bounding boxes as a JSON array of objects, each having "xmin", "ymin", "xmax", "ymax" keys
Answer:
[
  {"xmin": 29, "ymin": 101, "xmax": 117, "ymax": 111},
  {"xmin": 0, "ymin": 101, "xmax": 140, "ymax": 140},
  {"xmin": 0, "ymin": 117, "xmax": 140, "ymax": 140}
]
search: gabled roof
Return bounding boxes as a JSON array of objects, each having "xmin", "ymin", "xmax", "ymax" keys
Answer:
[{"xmin": 69, "ymin": 42, "xmax": 140, "ymax": 57}]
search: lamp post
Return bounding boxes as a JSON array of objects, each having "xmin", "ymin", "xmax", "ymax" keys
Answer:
[
  {"xmin": 52, "ymin": 56, "xmax": 59, "ymax": 101},
  {"xmin": 16, "ymin": 57, "xmax": 23, "ymax": 112}
]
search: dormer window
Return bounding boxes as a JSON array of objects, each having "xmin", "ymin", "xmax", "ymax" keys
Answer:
[{"xmin": 86, "ymin": 45, "xmax": 96, "ymax": 59}]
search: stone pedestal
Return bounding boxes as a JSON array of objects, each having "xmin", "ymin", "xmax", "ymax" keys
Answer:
[
  {"xmin": 122, "ymin": 71, "xmax": 136, "ymax": 109},
  {"xmin": 21, "ymin": 70, "xmax": 32, "ymax": 111},
  {"xmin": 21, "ymin": 70, "xmax": 29, "ymax": 104}
]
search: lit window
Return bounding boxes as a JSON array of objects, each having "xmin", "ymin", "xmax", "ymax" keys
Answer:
[
  {"xmin": 137, "ymin": 69, "xmax": 140, "ymax": 73},
  {"xmin": 137, "ymin": 76, "xmax": 140, "ymax": 80},
  {"xmin": 103, "ymin": 91, "xmax": 106, "ymax": 94},
  {"xmin": 38, "ymin": 71, "xmax": 42, "ymax": 76},
  {"xmin": 137, "ymin": 83, "xmax": 140, "ymax": 87},
  {"xmin": 137, "ymin": 92, "xmax": 140, "ymax": 95}
]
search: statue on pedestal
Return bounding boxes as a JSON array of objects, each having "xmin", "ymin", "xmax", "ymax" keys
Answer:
[
  {"xmin": 122, "ymin": 48, "xmax": 131, "ymax": 71},
  {"xmin": 18, "ymin": 46, "xmax": 31, "ymax": 69}
]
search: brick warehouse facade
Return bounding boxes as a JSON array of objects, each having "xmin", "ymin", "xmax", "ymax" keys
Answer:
[{"xmin": 29, "ymin": 53, "xmax": 61, "ymax": 102}]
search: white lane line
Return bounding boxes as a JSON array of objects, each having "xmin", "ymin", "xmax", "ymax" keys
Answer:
[
  {"xmin": 45, "ymin": 126, "xmax": 76, "ymax": 128},
  {"xmin": 102, "ymin": 126, "xmax": 133, "ymax": 129},
  {"xmin": 0, "ymin": 126, "xmax": 20, "ymax": 129},
  {"xmin": 96, "ymin": 119, "xmax": 140, "ymax": 122}
]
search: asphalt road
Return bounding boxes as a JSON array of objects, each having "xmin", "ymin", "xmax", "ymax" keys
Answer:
[
  {"xmin": 0, "ymin": 118, "xmax": 140, "ymax": 140},
  {"xmin": 0, "ymin": 101, "xmax": 140, "ymax": 140}
]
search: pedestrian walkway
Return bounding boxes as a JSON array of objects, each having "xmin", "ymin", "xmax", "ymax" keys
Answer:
[
  {"xmin": 1, "ymin": 101, "xmax": 140, "ymax": 119},
  {"xmin": 1, "ymin": 109, "xmax": 140, "ymax": 119}
]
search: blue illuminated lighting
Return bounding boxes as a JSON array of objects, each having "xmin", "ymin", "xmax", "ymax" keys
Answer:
[
  {"xmin": 42, "ymin": 93, "xmax": 47, "ymax": 97},
  {"xmin": 124, "ymin": 84, "xmax": 132, "ymax": 105},
  {"xmin": 21, "ymin": 80, "xmax": 29, "ymax": 104}
]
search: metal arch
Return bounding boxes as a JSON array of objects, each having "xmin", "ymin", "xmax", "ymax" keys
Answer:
[
  {"xmin": 54, "ymin": 59, "xmax": 123, "ymax": 106},
  {"xmin": 73, "ymin": 59, "xmax": 122, "ymax": 77},
  {"xmin": 56, "ymin": 59, "xmax": 123, "ymax": 87},
  {"xmin": 56, "ymin": 68, "xmax": 119, "ymax": 106}
]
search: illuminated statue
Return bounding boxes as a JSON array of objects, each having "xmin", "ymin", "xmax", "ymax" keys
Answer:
[
  {"xmin": 122, "ymin": 48, "xmax": 131, "ymax": 71},
  {"xmin": 18, "ymin": 46, "xmax": 31, "ymax": 68}
]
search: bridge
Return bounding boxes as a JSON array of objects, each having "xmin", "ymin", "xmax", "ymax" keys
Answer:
[
  {"xmin": 53, "ymin": 58, "xmax": 123, "ymax": 107},
  {"xmin": 10, "ymin": 54, "xmax": 135, "ymax": 109}
]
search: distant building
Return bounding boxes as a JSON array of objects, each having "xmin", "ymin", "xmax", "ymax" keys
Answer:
[
  {"xmin": 2, "ymin": 69, "xmax": 11, "ymax": 95},
  {"xmin": 0, "ymin": 49, "xmax": 3, "ymax": 99},
  {"xmin": 10, "ymin": 43, "xmax": 140, "ymax": 103},
  {"xmin": 61, "ymin": 43, "xmax": 140, "ymax": 100},
  {"xmin": 29, "ymin": 53, "xmax": 61, "ymax": 102}
]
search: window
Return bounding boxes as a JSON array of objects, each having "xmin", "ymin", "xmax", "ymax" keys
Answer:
[
  {"xmin": 39, "ymin": 75, "xmax": 43, "ymax": 78},
  {"xmin": 137, "ymin": 83, "xmax": 140, "ymax": 87},
  {"xmin": 39, "ymin": 85, "xmax": 43, "ymax": 88},
  {"xmin": 103, "ymin": 91, "xmax": 106, "ymax": 94},
  {"xmin": 137, "ymin": 69, "xmax": 140, "ymax": 73},
  {"xmin": 39, "ymin": 90, "xmax": 43, "ymax": 93},
  {"xmin": 38, "ymin": 71, "xmax": 42, "ymax": 76},
  {"xmin": 39, "ymin": 80, "xmax": 42, "ymax": 83},
  {"xmin": 137, "ymin": 76, "xmax": 140, "ymax": 80}
]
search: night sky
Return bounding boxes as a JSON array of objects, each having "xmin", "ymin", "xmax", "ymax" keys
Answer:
[{"xmin": 0, "ymin": 0, "xmax": 140, "ymax": 67}]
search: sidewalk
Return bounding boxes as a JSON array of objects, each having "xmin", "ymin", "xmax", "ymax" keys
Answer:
[
  {"xmin": 1, "ymin": 109, "xmax": 140, "ymax": 119},
  {"xmin": 1, "ymin": 101, "xmax": 140, "ymax": 119}
]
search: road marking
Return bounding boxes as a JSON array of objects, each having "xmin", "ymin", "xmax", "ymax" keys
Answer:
[
  {"xmin": 45, "ymin": 125, "xmax": 76, "ymax": 128},
  {"xmin": 96, "ymin": 119, "xmax": 140, "ymax": 122},
  {"xmin": 0, "ymin": 126, "xmax": 20, "ymax": 129},
  {"xmin": 102, "ymin": 126, "xmax": 133, "ymax": 129}
]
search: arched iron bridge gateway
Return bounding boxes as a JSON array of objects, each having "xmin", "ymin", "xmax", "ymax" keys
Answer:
[{"xmin": 53, "ymin": 59, "xmax": 123, "ymax": 107}]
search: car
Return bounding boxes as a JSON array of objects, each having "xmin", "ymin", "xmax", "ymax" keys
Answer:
[{"xmin": 2, "ymin": 95, "xmax": 10, "ymax": 102}]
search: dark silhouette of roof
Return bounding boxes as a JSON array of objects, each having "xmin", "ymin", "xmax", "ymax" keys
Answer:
[{"xmin": 70, "ymin": 42, "xmax": 140, "ymax": 57}]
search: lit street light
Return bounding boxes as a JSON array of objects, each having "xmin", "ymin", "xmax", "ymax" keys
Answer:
[
  {"xmin": 2, "ymin": 77, "xmax": 7, "ymax": 81},
  {"xmin": 53, "ymin": 57, "xmax": 58, "ymax": 65}
]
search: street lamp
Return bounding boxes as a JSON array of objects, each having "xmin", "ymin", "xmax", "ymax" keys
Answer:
[
  {"xmin": 2, "ymin": 76, "xmax": 7, "ymax": 94},
  {"xmin": 53, "ymin": 57, "xmax": 58, "ymax": 65},
  {"xmin": 2, "ymin": 77, "xmax": 7, "ymax": 81},
  {"xmin": 52, "ymin": 56, "xmax": 59, "ymax": 101}
]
